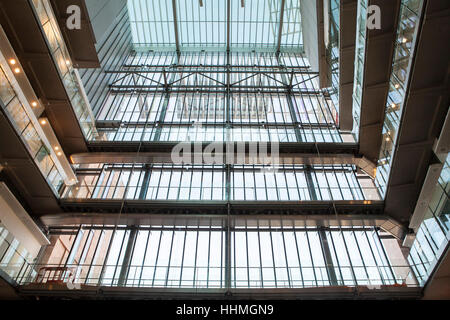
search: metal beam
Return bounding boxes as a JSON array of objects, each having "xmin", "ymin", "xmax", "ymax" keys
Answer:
[
  {"xmin": 86, "ymin": 141, "xmax": 359, "ymax": 155},
  {"xmin": 171, "ymin": 0, "xmax": 180, "ymax": 53},
  {"xmin": 276, "ymin": 0, "xmax": 286, "ymax": 54},
  {"xmin": 226, "ymin": 0, "xmax": 231, "ymax": 52},
  {"xmin": 57, "ymin": 199, "xmax": 384, "ymax": 216},
  {"xmin": 70, "ymin": 152, "xmax": 375, "ymax": 176},
  {"xmin": 17, "ymin": 284, "xmax": 422, "ymax": 300},
  {"xmin": 111, "ymin": 65, "xmax": 312, "ymax": 71},
  {"xmin": 109, "ymin": 89, "xmax": 320, "ymax": 95}
]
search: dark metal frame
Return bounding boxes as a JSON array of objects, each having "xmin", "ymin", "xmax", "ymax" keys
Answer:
[{"xmin": 37, "ymin": 223, "xmax": 402, "ymax": 290}]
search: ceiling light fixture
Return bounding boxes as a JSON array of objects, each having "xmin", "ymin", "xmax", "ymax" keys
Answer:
[{"xmin": 9, "ymin": 59, "xmax": 16, "ymax": 65}]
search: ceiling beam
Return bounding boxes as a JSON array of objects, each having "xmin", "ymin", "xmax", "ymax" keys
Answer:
[
  {"xmin": 276, "ymin": 0, "xmax": 286, "ymax": 54},
  {"xmin": 86, "ymin": 141, "xmax": 359, "ymax": 154},
  {"xmin": 171, "ymin": 0, "xmax": 180, "ymax": 54}
]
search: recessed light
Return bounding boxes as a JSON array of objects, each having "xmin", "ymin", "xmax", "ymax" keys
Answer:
[
  {"xmin": 54, "ymin": 146, "xmax": 59, "ymax": 151},
  {"xmin": 31, "ymin": 101, "xmax": 38, "ymax": 107},
  {"xmin": 13, "ymin": 68, "xmax": 20, "ymax": 74},
  {"xmin": 40, "ymin": 119, "xmax": 46, "ymax": 125},
  {"xmin": 57, "ymin": 151, "xmax": 62, "ymax": 156},
  {"xmin": 65, "ymin": 59, "xmax": 70, "ymax": 65},
  {"xmin": 9, "ymin": 59, "xmax": 16, "ymax": 65},
  {"xmin": 401, "ymin": 37, "xmax": 408, "ymax": 43}
]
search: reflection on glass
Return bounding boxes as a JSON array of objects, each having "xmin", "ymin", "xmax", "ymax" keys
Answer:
[
  {"xmin": 62, "ymin": 163, "xmax": 380, "ymax": 201},
  {"xmin": 31, "ymin": 223, "xmax": 416, "ymax": 288},
  {"xmin": 375, "ymin": 0, "xmax": 424, "ymax": 196},
  {"xmin": 30, "ymin": 0, "xmax": 98, "ymax": 140},
  {"xmin": 408, "ymin": 154, "xmax": 450, "ymax": 285},
  {"xmin": 0, "ymin": 66, "xmax": 64, "ymax": 193}
]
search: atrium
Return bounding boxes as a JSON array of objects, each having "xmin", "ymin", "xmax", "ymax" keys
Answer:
[{"xmin": 0, "ymin": 0, "xmax": 448, "ymax": 300}]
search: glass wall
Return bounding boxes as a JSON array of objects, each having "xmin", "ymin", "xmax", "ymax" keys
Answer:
[
  {"xmin": 232, "ymin": 225, "xmax": 402, "ymax": 288},
  {"xmin": 408, "ymin": 153, "xmax": 450, "ymax": 285},
  {"xmin": 351, "ymin": 0, "xmax": 368, "ymax": 139},
  {"xmin": 30, "ymin": 0, "xmax": 98, "ymax": 139},
  {"xmin": 26, "ymin": 220, "xmax": 416, "ymax": 289},
  {"xmin": 326, "ymin": 0, "xmax": 340, "ymax": 114},
  {"xmin": 375, "ymin": 0, "xmax": 424, "ymax": 195},
  {"xmin": 0, "ymin": 66, "xmax": 64, "ymax": 194},
  {"xmin": 62, "ymin": 163, "xmax": 380, "ymax": 201},
  {"xmin": 94, "ymin": 51, "xmax": 341, "ymax": 143},
  {"xmin": 0, "ymin": 223, "xmax": 37, "ymax": 284}
]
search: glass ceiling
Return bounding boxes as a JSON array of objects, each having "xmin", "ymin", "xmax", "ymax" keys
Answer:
[{"xmin": 127, "ymin": 0, "xmax": 303, "ymax": 52}]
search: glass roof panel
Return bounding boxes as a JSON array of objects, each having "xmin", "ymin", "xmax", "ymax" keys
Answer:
[
  {"xmin": 280, "ymin": 0, "xmax": 303, "ymax": 48},
  {"xmin": 176, "ymin": 0, "xmax": 227, "ymax": 49},
  {"xmin": 127, "ymin": 0, "xmax": 303, "ymax": 52},
  {"xmin": 127, "ymin": 0, "xmax": 176, "ymax": 50},
  {"xmin": 230, "ymin": 0, "xmax": 280, "ymax": 50}
]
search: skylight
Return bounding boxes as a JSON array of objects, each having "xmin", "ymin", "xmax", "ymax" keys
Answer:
[{"xmin": 127, "ymin": 0, "xmax": 303, "ymax": 52}]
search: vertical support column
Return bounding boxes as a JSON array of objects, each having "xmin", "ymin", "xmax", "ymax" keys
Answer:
[
  {"xmin": 276, "ymin": 0, "xmax": 286, "ymax": 55},
  {"xmin": 304, "ymin": 165, "xmax": 317, "ymax": 200},
  {"xmin": 171, "ymin": 0, "xmax": 180, "ymax": 55},
  {"xmin": 138, "ymin": 164, "xmax": 151, "ymax": 199},
  {"xmin": 277, "ymin": 55, "xmax": 302, "ymax": 142},
  {"xmin": 117, "ymin": 226, "xmax": 138, "ymax": 286},
  {"xmin": 225, "ymin": 165, "xmax": 232, "ymax": 291},
  {"xmin": 226, "ymin": 0, "xmax": 231, "ymax": 53},
  {"xmin": 318, "ymin": 227, "xmax": 338, "ymax": 285},
  {"xmin": 225, "ymin": 204, "xmax": 232, "ymax": 292},
  {"xmin": 153, "ymin": 94, "xmax": 170, "ymax": 141},
  {"xmin": 226, "ymin": 50, "xmax": 231, "ymax": 143}
]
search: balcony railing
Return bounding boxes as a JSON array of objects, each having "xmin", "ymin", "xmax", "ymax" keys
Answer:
[
  {"xmin": 18, "ymin": 263, "xmax": 418, "ymax": 289},
  {"xmin": 30, "ymin": 0, "xmax": 98, "ymax": 140}
]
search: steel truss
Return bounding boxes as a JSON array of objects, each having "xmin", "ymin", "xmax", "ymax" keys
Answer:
[{"xmin": 106, "ymin": 64, "xmax": 320, "ymax": 94}]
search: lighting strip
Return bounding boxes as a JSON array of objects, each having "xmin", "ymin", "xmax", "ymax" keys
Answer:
[{"xmin": 0, "ymin": 25, "xmax": 77, "ymax": 185}]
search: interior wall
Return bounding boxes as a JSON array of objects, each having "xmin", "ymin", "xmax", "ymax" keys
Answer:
[
  {"xmin": 79, "ymin": 0, "xmax": 132, "ymax": 115},
  {"xmin": 300, "ymin": 0, "xmax": 319, "ymax": 72},
  {"xmin": 0, "ymin": 183, "xmax": 49, "ymax": 258}
]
